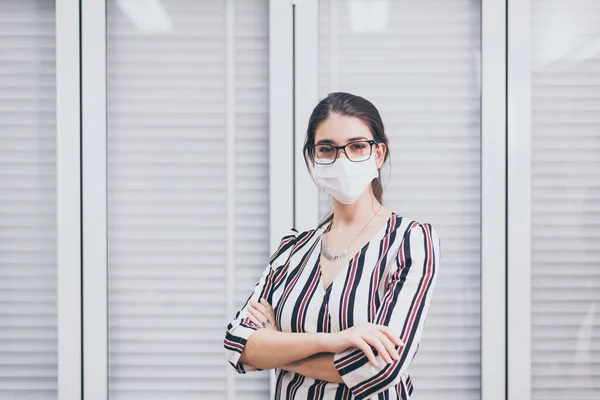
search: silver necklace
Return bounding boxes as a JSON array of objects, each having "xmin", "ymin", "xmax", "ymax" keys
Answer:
[{"xmin": 321, "ymin": 207, "xmax": 383, "ymax": 262}]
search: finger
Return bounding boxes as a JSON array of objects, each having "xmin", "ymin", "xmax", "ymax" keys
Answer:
[
  {"xmin": 247, "ymin": 306, "xmax": 263, "ymax": 325},
  {"xmin": 371, "ymin": 329, "xmax": 399, "ymax": 361},
  {"xmin": 250, "ymin": 300, "xmax": 271, "ymax": 320},
  {"xmin": 363, "ymin": 334, "xmax": 392, "ymax": 364},
  {"xmin": 375, "ymin": 325, "xmax": 404, "ymax": 347},
  {"xmin": 248, "ymin": 306, "xmax": 268, "ymax": 325},
  {"xmin": 353, "ymin": 339, "xmax": 379, "ymax": 367},
  {"xmin": 249, "ymin": 299, "xmax": 260, "ymax": 308},
  {"xmin": 246, "ymin": 308, "xmax": 262, "ymax": 326},
  {"xmin": 260, "ymin": 298, "xmax": 273, "ymax": 311},
  {"xmin": 253, "ymin": 300, "xmax": 272, "ymax": 319},
  {"xmin": 259, "ymin": 298, "xmax": 276, "ymax": 319}
]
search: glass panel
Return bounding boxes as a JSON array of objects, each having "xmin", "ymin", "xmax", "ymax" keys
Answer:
[
  {"xmin": 106, "ymin": 1, "xmax": 270, "ymax": 398},
  {"xmin": 0, "ymin": 1, "xmax": 58, "ymax": 399},
  {"xmin": 318, "ymin": 1, "xmax": 482, "ymax": 398},
  {"xmin": 531, "ymin": 1, "xmax": 600, "ymax": 398}
]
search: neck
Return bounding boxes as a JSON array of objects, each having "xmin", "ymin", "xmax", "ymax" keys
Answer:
[{"xmin": 329, "ymin": 191, "xmax": 382, "ymax": 232}]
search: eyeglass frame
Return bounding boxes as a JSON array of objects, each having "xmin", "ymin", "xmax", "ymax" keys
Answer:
[{"xmin": 305, "ymin": 139, "xmax": 379, "ymax": 165}]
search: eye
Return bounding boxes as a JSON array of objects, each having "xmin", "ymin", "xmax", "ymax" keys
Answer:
[
  {"xmin": 317, "ymin": 145, "xmax": 334, "ymax": 153},
  {"xmin": 349, "ymin": 142, "xmax": 368, "ymax": 150}
]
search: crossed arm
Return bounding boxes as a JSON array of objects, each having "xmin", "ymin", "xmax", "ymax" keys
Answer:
[
  {"xmin": 239, "ymin": 298, "xmax": 402, "ymax": 383},
  {"xmin": 238, "ymin": 328, "xmax": 344, "ymax": 383}
]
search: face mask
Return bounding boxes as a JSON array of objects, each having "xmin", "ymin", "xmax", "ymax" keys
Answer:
[{"xmin": 312, "ymin": 156, "xmax": 379, "ymax": 204}]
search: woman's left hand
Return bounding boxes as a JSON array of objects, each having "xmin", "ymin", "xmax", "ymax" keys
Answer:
[{"xmin": 248, "ymin": 298, "xmax": 280, "ymax": 332}]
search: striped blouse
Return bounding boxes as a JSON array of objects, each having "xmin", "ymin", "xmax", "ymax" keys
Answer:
[{"xmin": 224, "ymin": 214, "xmax": 440, "ymax": 400}]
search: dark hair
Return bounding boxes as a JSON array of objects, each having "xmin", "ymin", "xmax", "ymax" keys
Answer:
[{"xmin": 303, "ymin": 92, "xmax": 390, "ymax": 228}]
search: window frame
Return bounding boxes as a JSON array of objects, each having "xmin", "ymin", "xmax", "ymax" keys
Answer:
[
  {"xmin": 507, "ymin": 0, "xmax": 533, "ymax": 398},
  {"xmin": 56, "ymin": 0, "xmax": 83, "ymax": 398}
]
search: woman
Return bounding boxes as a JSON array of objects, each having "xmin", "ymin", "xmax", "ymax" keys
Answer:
[{"xmin": 224, "ymin": 92, "xmax": 440, "ymax": 399}]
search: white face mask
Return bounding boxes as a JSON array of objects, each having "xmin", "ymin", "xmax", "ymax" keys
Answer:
[{"xmin": 312, "ymin": 156, "xmax": 379, "ymax": 204}]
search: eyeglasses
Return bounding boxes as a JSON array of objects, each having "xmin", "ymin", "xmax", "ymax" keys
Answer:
[{"xmin": 306, "ymin": 140, "xmax": 378, "ymax": 165}]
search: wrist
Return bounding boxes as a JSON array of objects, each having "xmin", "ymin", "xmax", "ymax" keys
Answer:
[{"xmin": 314, "ymin": 332, "xmax": 335, "ymax": 353}]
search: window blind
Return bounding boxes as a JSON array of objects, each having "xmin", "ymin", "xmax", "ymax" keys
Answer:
[
  {"xmin": 531, "ymin": 1, "xmax": 600, "ymax": 398},
  {"xmin": 0, "ymin": 1, "xmax": 57, "ymax": 399},
  {"xmin": 106, "ymin": 1, "xmax": 270, "ymax": 399},
  {"xmin": 318, "ymin": 1, "xmax": 482, "ymax": 399}
]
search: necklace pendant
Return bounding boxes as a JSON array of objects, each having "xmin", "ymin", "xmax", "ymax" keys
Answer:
[
  {"xmin": 322, "ymin": 242, "xmax": 349, "ymax": 262},
  {"xmin": 322, "ymin": 207, "xmax": 383, "ymax": 263},
  {"xmin": 337, "ymin": 249, "xmax": 349, "ymax": 261}
]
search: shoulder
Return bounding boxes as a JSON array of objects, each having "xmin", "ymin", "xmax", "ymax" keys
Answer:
[
  {"xmin": 391, "ymin": 217, "xmax": 440, "ymax": 272},
  {"xmin": 275, "ymin": 227, "xmax": 321, "ymax": 246},
  {"xmin": 268, "ymin": 228, "xmax": 299, "ymax": 264},
  {"xmin": 269, "ymin": 227, "xmax": 322, "ymax": 265},
  {"xmin": 280, "ymin": 227, "xmax": 300, "ymax": 242},
  {"xmin": 391, "ymin": 215, "xmax": 440, "ymax": 247}
]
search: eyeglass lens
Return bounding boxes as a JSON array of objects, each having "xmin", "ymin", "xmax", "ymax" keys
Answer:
[{"xmin": 312, "ymin": 141, "xmax": 373, "ymax": 164}]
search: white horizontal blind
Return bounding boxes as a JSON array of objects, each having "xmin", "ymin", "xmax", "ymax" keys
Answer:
[
  {"xmin": 0, "ymin": 1, "xmax": 58, "ymax": 399},
  {"xmin": 232, "ymin": 0, "xmax": 271, "ymax": 399},
  {"xmin": 106, "ymin": 0, "xmax": 270, "ymax": 399},
  {"xmin": 318, "ymin": 1, "xmax": 481, "ymax": 399},
  {"xmin": 531, "ymin": 1, "xmax": 600, "ymax": 399}
]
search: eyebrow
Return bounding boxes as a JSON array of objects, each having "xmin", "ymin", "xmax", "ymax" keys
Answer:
[{"xmin": 315, "ymin": 136, "xmax": 370, "ymax": 145}]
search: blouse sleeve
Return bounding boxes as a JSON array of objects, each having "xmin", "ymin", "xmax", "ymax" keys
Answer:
[
  {"xmin": 333, "ymin": 223, "xmax": 440, "ymax": 399},
  {"xmin": 223, "ymin": 229, "xmax": 297, "ymax": 374}
]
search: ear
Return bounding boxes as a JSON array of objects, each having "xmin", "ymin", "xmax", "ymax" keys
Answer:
[{"xmin": 375, "ymin": 143, "xmax": 387, "ymax": 169}]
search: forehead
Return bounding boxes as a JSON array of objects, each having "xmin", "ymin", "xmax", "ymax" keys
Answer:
[{"xmin": 314, "ymin": 114, "xmax": 373, "ymax": 144}]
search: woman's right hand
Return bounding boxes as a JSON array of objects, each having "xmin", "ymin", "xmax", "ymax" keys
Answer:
[{"xmin": 327, "ymin": 323, "xmax": 404, "ymax": 366}]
